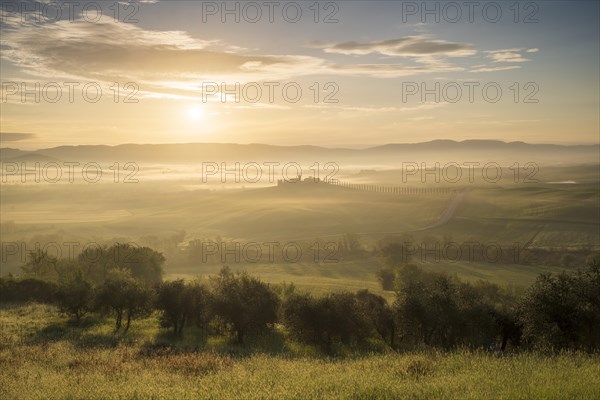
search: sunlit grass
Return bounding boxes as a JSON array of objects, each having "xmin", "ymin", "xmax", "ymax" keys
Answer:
[{"xmin": 1, "ymin": 303, "xmax": 599, "ymax": 399}]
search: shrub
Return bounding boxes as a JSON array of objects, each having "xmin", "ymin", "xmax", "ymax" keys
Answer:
[{"xmin": 210, "ymin": 267, "xmax": 279, "ymax": 344}]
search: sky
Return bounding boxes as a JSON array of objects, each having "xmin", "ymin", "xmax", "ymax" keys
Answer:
[{"xmin": 0, "ymin": 0, "xmax": 598, "ymax": 150}]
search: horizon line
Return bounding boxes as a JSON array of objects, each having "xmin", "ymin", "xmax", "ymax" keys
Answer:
[{"xmin": 2, "ymin": 138, "xmax": 600, "ymax": 152}]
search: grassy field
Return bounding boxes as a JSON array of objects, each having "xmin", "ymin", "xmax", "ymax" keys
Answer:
[
  {"xmin": 1, "ymin": 303, "xmax": 599, "ymax": 400},
  {"xmin": 2, "ymin": 168, "xmax": 598, "ymax": 399},
  {"xmin": 4, "ymin": 179, "xmax": 595, "ymax": 288},
  {"xmin": 165, "ymin": 258, "xmax": 565, "ymax": 300},
  {"xmin": 166, "ymin": 259, "xmax": 386, "ymax": 297}
]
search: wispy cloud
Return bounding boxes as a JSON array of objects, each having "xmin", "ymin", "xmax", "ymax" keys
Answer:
[
  {"xmin": 485, "ymin": 48, "xmax": 538, "ymax": 63},
  {"xmin": 0, "ymin": 132, "xmax": 37, "ymax": 142},
  {"xmin": 470, "ymin": 66, "xmax": 521, "ymax": 73},
  {"xmin": 0, "ymin": 16, "xmax": 311, "ymax": 81},
  {"xmin": 0, "ymin": 15, "xmax": 333, "ymax": 96},
  {"xmin": 303, "ymin": 102, "xmax": 447, "ymax": 113},
  {"xmin": 311, "ymin": 36, "xmax": 476, "ymax": 58},
  {"xmin": 0, "ymin": 13, "xmax": 532, "ymax": 102}
]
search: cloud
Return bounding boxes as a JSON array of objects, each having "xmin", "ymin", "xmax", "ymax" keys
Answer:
[
  {"xmin": 303, "ymin": 102, "xmax": 447, "ymax": 113},
  {"xmin": 0, "ymin": 15, "xmax": 478, "ymax": 91},
  {"xmin": 2, "ymin": 14, "xmax": 521, "ymax": 100},
  {"xmin": 470, "ymin": 66, "xmax": 521, "ymax": 73},
  {"xmin": 488, "ymin": 52, "xmax": 529, "ymax": 63},
  {"xmin": 0, "ymin": 16, "xmax": 312, "ymax": 81},
  {"xmin": 328, "ymin": 62, "xmax": 465, "ymax": 78},
  {"xmin": 311, "ymin": 36, "xmax": 476, "ymax": 58},
  {"xmin": 485, "ymin": 48, "xmax": 538, "ymax": 63},
  {"xmin": 407, "ymin": 116, "xmax": 435, "ymax": 121},
  {"xmin": 0, "ymin": 132, "xmax": 37, "ymax": 142}
]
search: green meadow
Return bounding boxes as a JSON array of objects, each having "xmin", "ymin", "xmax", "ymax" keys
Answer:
[
  {"xmin": 1, "ymin": 164, "xmax": 599, "ymax": 400},
  {"xmin": 2, "ymin": 303, "xmax": 599, "ymax": 400}
]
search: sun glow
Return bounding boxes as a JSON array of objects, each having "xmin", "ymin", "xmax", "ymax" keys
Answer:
[{"xmin": 186, "ymin": 105, "xmax": 205, "ymax": 121}]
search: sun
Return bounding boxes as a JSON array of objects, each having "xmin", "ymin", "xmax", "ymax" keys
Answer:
[
  {"xmin": 186, "ymin": 105, "xmax": 205, "ymax": 121},
  {"xmin": 179, "ymin": 103, "xmax": 213, "ymax": 138}
]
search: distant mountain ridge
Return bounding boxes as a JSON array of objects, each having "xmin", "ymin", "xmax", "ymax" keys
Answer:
[{"xmin": 1, "ymin": 140, "xmax": 599, "ymax": 166}]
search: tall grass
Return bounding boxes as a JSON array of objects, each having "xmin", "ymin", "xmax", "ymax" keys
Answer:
[{"xmin": 1, "ymin": 303, "xmax": 599, "ymax": 400}]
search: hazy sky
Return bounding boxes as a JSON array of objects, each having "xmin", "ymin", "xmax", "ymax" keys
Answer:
[{"xmin": 1, "ymin": 0, "xmax": 598, "ymax": 149}]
